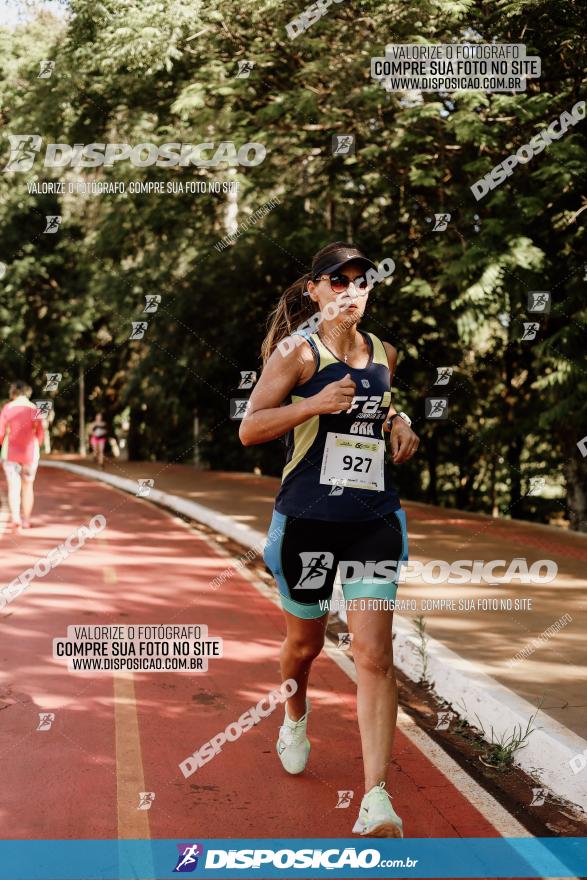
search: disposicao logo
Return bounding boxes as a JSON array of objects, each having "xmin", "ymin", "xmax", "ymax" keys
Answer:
[{"xmin": 3, "ymin": 135, "xmax": 266, "ymax": 172}]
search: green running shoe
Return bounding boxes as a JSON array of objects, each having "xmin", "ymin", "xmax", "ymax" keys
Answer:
[
  {"xmin": 276, "ymin": 698, "xmax": 311, "ymax": 774},
  {"xmin": 352, "ymin": 781, "xmax": 403, "ymax": 837}
]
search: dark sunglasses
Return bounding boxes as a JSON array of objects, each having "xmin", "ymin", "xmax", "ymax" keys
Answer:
[{"xmin": 313, "ymin": 272, "xmax": 372, "ymax": 294}]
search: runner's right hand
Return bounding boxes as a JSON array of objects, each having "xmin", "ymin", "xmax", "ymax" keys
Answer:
[{"xmin": 312, "ymin": 374, "xmax": 356, "ymax": 414}]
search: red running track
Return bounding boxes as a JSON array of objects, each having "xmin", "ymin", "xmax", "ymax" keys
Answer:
[{"xmin": 0, "ymin": 467, "xmax": 505, "ymax": 841}]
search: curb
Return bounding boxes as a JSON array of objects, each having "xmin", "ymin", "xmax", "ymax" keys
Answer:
[{"xmin": 42, "ymin": 460, "xmax": 587, "ymax": 812}]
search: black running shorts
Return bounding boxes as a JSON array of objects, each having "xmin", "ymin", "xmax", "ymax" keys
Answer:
[{"xmin": 263, "ymin": 509, "xmax": 408, "ymax": 619}]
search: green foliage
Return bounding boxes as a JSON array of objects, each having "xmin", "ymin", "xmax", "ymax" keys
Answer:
[{"xmin": 0, "ymin": 0, "xmax": 585, "ymax": 527}]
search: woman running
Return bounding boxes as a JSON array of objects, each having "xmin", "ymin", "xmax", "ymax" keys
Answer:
[
  {"xmin": 88, "ymin": 413, "xmax": 108, "ymax": 468},
  {"xmin": 239, "ymin": 242, "xmax": 420, "ymax": 837},
  {"xmin": 0, "ymin": 380, "xmax": 45, "ymax": 532}
]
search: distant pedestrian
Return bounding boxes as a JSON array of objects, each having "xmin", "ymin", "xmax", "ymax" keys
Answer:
[
  {"xmin": 88, "ymin": 413, "xmax": 108, "ymax": 468},
  {"xmin": 0, "ymin": 381, "xmax": 45, "ymax": 532}
]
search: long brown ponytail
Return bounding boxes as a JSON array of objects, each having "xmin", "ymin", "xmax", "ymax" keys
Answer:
[
  {"xmin": 261, "ymin": 241, "xmax": 358, "ymax": 365},
  {"xmin": 260, "ymin": 272, "xmax": 315, "ymax": 365}
]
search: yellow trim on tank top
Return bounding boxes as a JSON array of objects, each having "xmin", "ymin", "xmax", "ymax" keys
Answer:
[
  {"xmin": 311, "ymin": 333, "xmax": 337, "ymax": 370},
  {"xmin": 282, "ymin": 395, "xmax": 319, "ymax": 482},
  {"xmin": 310, "ymin": 331, "xmax": 387, "ymax": 371},
  {"xmin": 365, "ymin": 332, "xmax": 388, "ymax": 368}
]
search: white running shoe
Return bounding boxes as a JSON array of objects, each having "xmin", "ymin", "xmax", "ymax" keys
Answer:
[
  {"xmin": 276, "ymin": 698, "xmax": 311, "ymax": 774},
  {"xmin": 352, "ymin": 782, "xmax": 403, "ymax": 837}
]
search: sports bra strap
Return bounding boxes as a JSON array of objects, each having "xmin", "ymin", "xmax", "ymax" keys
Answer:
[{"xmin": 291, "ymin": 328, "xmax": 320, "ymax": 369}]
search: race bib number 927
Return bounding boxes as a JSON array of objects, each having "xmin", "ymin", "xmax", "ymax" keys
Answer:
[{"xmin": 320, "ymin": 433, "xmax": 385, "ymax": 492}]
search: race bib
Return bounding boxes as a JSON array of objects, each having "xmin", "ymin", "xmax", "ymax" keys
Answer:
[{"xmin": 320, "ymin": 433, "xmax": 385, "ymax": 492}]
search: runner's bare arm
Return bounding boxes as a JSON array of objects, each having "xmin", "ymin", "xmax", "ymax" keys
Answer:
[
  {"xmin": 382, "ymin": 342, "xmax": 399, "ymax": 429},
  {"xmin": 239, "ymin": 340, "xmax": 356, "ymax": 446},
  {"xmin": 381, "ymin": 340, "xmax": 420, "ymax": 464}
]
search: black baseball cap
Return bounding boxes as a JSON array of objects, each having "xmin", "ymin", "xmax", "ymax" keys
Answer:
[{"xmin": 311, "ymin": 246, "xmax": 377, "ymax": 280}]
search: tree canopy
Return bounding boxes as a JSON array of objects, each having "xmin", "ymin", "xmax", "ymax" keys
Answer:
[{"xmin": 1, "ymin": 0, "xmax": 586, "ymax": 527}]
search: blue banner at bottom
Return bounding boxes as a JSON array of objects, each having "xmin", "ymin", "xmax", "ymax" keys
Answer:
[{"xmin": 0, "ymin": 838, "xmax": 585, "ymax": 879}]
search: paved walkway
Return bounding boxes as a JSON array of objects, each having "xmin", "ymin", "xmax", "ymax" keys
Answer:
[
  {"xmin": 0, "ymin": 466, "xmax": 515, "ymax": 843},
  {"xmin": 48, "ymin": 455, "xmax": 587, "ymax": 741}
]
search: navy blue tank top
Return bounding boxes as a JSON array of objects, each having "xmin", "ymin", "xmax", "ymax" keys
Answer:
[{"xmin": 274, "ymin": 330, "xmax": 401, "ymax": 522}]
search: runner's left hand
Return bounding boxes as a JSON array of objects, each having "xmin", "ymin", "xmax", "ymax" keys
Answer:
[{"xmin": 390, "ymin": 419, "xmax": 420, "ymax": 464}]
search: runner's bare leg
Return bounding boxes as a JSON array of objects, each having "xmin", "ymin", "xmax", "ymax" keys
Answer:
[
  {"xmin": 280, "ymin": 610, "xmax": 328, "ymax": 719},
  {"xmin": 347, "ymin": 606, "xmax": 397, "ymax": 790},
  {"xmin": 5, "ymin": 465, "xmax": 22, "ymax": 524},
  {"xmin": 21, "ymin": 479, "xmax": 34, "ymax": 521}
]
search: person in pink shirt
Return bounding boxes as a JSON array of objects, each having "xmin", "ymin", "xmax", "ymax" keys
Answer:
[
  {"xmin": 0, "ymin": 381, "xmax": 45, "ymax": 533},
  {"xmin": 88, "ymin": 412, "xmax": 108, "ymax": 468}
]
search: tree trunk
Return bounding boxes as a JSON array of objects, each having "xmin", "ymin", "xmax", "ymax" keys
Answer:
[
  {"xmin": 508, "ymin": 435, "xmax": 523, "ymax": 519},
  {"xmin": 565, "ymin": 436, "xmax": 587, "ymax": 532},
  {"xmin": 127, "ymin": 405, "xmax": 143, "ymax": 461},
  {"xmin": 490, "ymin": 451, "xmax": 499, "ymax": 517},
  {"xmin": 78, "ymin": 366, "xmax": 86, "ymax": 456},
  {"xmin": 503, "ymin": 343, "xmax": 523, "ymax": 519},
  {"xmin": 456, "ymin": 454, "xmax": 472, "ymax": 509},
  {"xmin": 426, "ymin": 431, "xmax": 438, "ymax": 505}
]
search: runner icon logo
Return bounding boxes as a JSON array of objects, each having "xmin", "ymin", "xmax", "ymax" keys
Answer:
[
  {"xmin": 521, "ymin": 322, "xmax": 539, "ymax": 341},
  {"xmin": 3, "ymin": 134, "xmax": 43, "ymax": 172},
  {"xmin": 435, "ymin": 711, "xmax": 455, "ymax": 731},
  {"xmin": 230, "ymin": 399, "xmax": 251, "ymax": 420},
  {"xmin": 238, "ymin": 371, "xmax": 257, "ymax": 389},
  {"xmin": 236, "ymin": 60, "xmax": 254, "ymax": 78},
  {"xmin": 425, "ymin": 398, "xmax": 448, "ymax": 419},
  {"xmin": 137, "ymin": 792, "xmax": 155, "ymax": 810},
  {"xmin": 130, "ymin": 321, "xmax": 148, "ymax": 340},
  {"xmin": 44, "ymin": 215, "xmax": 61, "ymax": 233},
  {"xmin": 144, "ymin": 294, "xmax": 161, "ymax": 313},
  {"xmin": 430, "ymin": 213, "xmax": 451, "ymax": 231},
  {"xmin": 37, "ymin": 712, "xmax": 55, "ymax": 731},
  {"xmin": 173, "ymin": 844, "xmax": 203, "ymax": 872},
  {"xmin": 294, "ymin": 552, "xmax": 335, "ymax": 589},
  {"xmin": 335, "ymin": 790, "xmax": 354, "ymax": 808},
  {"xmin": 528, "ymin": 291, "xmax": 551, "ymax": 313},
  {"xmin": 34, "ymin": 400, "xmax": 53, "ymax": 419},
  {"xmin": 38, "ymin": 60, "xmax": 55, "ymax": 79},
  {"xmin": 530, "ymin": 787, "xmax": 547, "ymax": 807},
  {"xmin": 332, "ymin": 134, "xmax": 355, "ymax": 155},
  {"xmin": 434, "ymin": 367, "xmax": 453, "ymax": 386},
  {"xmin": 44, "ymin": 373, "xmax": 62, "ymax": 392}
]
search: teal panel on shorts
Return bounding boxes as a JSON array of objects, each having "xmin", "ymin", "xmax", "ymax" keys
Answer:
[
  {"xmin": 279, "ymin": 592, "xmax": 329, "ymax": 620},
  {"xmin": 341, "ymin": 579, "xmax": 398, "ymax": 602},
  {"xmin": 341, "ymin": 508, "xmax": 408, "ymax": 603}
]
